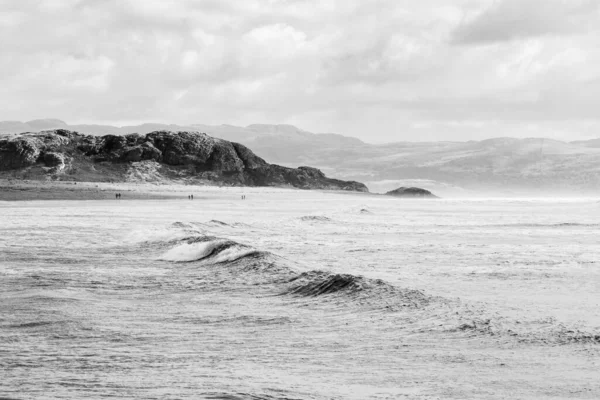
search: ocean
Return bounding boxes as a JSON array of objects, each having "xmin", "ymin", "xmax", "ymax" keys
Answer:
[{"xmin": 1, "ymin": 189, "xmax": 599, "ymax": 399}]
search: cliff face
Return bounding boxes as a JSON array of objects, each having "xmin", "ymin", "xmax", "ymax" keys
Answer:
[{"xmin": 0, "ymin": 130, "xmax": 368, "ymax": 192}]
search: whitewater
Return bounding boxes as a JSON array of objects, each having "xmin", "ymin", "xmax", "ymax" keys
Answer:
[{"xmin": 1, "ymin": 188, "xmax": 599, "ymax": 399}]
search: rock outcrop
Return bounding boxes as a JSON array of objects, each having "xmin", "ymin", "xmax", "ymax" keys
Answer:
[
  {"xmin": 385, "ymin": 187, "xmax": 438, "ymax": 198},
  {"xmin": 0, "ymin": 130, "xmax": 368, "ymax": 192}
]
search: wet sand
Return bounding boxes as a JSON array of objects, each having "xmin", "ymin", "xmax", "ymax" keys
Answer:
[
  {"xmin": 0, "ymin": 179, "xmax": 218, "ymax": 201},
  {"xmin": 0, "ymin": 179, "xmax": 368, "ymax": 201}
]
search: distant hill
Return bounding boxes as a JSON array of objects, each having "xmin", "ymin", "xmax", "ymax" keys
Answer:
[
  {"xmin": 3, "ymin": 120, "xmax": 600, "ymax": 194},
  {"xmin": 571, "ymin": 139, "xmax": 600, "ymax": 148}
]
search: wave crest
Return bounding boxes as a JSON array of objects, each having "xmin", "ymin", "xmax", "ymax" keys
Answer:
[
  {"xmin": 284, "ymin": 272, "xmax": 366, "ymax": 296},
  {"xmin": 151, "ymin": 222, "xmax": 599, "ymax": 347},
  {"xmin": 282, "ymin": 270, "xmax": 434, "ymax": 309},
  {"xmin": 159, "ymin": 237, "xmax": 259, "ymax": 263},
  {"xmin": 299, "ymin": 215, "xmax": 331, "ymax": 222}
]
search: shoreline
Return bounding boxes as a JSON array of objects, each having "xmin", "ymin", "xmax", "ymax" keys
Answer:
[
  {"xmin": 0, "ymin": 179, "xmax": 372, "ymax": 201},
  {"xmin": 3, "ymin": 179, "xmax": 595, "ymax": 202},
  {"xmin": 0, "ymin": 180, "xmax": 216, "ymax": 201}
]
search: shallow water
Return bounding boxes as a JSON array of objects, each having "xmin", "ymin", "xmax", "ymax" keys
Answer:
[{"xmin": 1, "ymin": 190, "xmax": 599, "ymax": 399}]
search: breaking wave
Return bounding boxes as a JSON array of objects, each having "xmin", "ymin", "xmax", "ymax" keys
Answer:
[
  {"xmin": 299, "ymin": 215, "xmax": 331, "ymax": 222},
  {"xmin": 159, "ymin": 237, "xmax": 261, "ymax": 263},
  {"xmin": 126, "ymin": 221, "xmax": 206, "ymax": 247},
  {"xmin": 201, "ymin": 220, "xmax": 251, "ymax": 229},
  {"xmin": 281, "ymin": 270, "xmax": 434, "ymax": 309},
  {"xmin": 447, "ymin": 315, "xmax": 600, "ymax": 346},
  {"xmin": 285, "ymin": 272, "xmax": 363, "ymax": 296},
  {"xmin": 153, "ymin": 228, "xmax": 440, "ymax": 312},
  {"xmin": 149, "ymin": 221, "xmax": 600, "ymax": 347}
]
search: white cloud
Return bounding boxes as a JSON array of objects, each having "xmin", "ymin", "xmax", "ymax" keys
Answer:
[
  {"xmin": 1, "ymin": 0, "xmax": 600, "ymax": 142},
  {"xmin": 452, "ymin": 0, "xmax": 599, "ymax": 44}
]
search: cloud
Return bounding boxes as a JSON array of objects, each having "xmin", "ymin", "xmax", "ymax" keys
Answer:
[
  {"xmin": 1, "ymin": 0, "xmax": 600, "ymax": 142},
  {"xmin": 452, "ymin": 0, "xmax": 600, "ymax": 44}
]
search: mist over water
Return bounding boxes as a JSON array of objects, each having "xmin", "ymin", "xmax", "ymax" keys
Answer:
[{"xmin": 1, "ymin": 190, "xmax": 599, "ymax": 399}]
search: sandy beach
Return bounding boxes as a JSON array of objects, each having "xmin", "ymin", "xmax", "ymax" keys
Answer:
[
  {"xmin": 0, "ymin": 179, "xmax": 249, "ymax": 201},
  {"xmin": 0, "ymin": 178, "xmax": 370, "ymax": 202}
]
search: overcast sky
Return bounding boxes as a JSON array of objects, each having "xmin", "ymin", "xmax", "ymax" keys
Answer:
[{"xmin": 1, "ymin": 0, "xmax": 599, "ymax": 142}]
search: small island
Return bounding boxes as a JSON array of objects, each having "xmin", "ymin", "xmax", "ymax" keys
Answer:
[{"xmin": 385, "ymin": 187, "xmax": 438, "ymax": 198}]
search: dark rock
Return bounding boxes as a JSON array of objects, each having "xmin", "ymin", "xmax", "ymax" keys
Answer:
[
  {"xmin": 0, "ymin": 129, "xmax": 369, "ymax": 192},
  {"xmin": 42, "ymin": 152, "xmax": 65, "ymax": 167},
  {"xmin": 141, "ymin": 142, "xmax": 162, "ymax": 161},
  {"xmin": 121, "ymin": 146, "xmax": 144, "ymax": 162},
  {"xmin": 386, "ymin": 187, "xmax": 438, "ymax": 198},
  {"xmin": 120, "ymin": 141, "xmax": 163, "ymax": 162},
  {"xmin": 232, "ymin": 142, "xmax": 267, "ymax": 169},
  {"xmin": 203, "ymin": 139, "xmax": 244, "ymax": 175},
  {"xmin": 148, "ymin": 131, "xmax": 214, "ymax": 166},
  {"xmin": 0, "ymin": 137, "xmax": 42, "ymax": 170}
]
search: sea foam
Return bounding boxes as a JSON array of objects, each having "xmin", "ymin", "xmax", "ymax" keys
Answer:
[{"xmin": 159, "ymin": 239, "xmax": 231, "ymax": 262}]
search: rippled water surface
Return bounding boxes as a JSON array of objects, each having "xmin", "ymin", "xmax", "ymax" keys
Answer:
[{"xmin": 1, "ymin": 190, "xmax": 600, "ymax": 399}]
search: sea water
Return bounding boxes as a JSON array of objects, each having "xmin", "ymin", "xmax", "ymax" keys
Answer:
[{"xmin": 1, "ymin": 189, "xmax": 599, "ymax": 399}]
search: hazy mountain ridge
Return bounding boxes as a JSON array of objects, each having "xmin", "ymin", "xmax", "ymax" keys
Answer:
[{"xmin": 2, "ymin": 120, "xmax": 600, "ymax": 194}]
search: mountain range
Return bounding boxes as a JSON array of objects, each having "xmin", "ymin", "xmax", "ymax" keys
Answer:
[{"xmin": 2, "ymin": 119, "xmax": 600, "ymax": 195}]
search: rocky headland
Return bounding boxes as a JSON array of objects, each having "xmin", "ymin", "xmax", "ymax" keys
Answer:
[
  {"xmin": 385, "ymin": 187, "xmax": 438, "ymax": 198},
  {"xmin": 0, "ymin": 130, "xmax": 368, "ymax": 192}
]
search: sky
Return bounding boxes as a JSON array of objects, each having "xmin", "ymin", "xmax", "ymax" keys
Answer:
[{"xmin": 1, "ymin": 0, "xmax": 600, "ymax": 143}]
